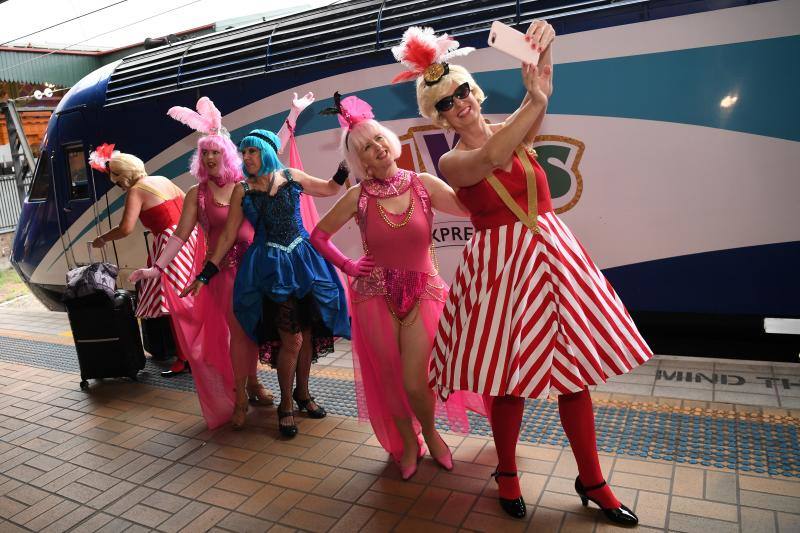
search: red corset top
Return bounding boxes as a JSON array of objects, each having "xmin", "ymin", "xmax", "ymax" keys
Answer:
[
  {"xmin": 138, "ymin": 196, "xmax": 184, "ymax": 235},
  {"xmin": 456, "ymin": 147, "xmax": 553, "ymax": 230}
]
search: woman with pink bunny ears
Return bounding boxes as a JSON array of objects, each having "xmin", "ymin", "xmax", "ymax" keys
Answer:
[
  {"xmin": 129, "ymin": 93, "xmax": 313, "ymax": 430},
  {"xmin": 310, "ymin": 93, "xmax": 485, "ymax": 480}
]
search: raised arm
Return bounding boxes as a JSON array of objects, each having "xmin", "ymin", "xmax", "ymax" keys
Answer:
[
  {"xmin": 438, "ymin": 64, "xmax": 552, "ymax": 188},
  {"xmin": 418, "ymin": 172, "xmax": 469, "ymax": 217},
  {"xmin": 92, "ymin": 188, "xmax": 144, "ymax": 247},
  {"xmin": 276, "ymin": 92, "xmax": 314, "ymax": 154},
  {"xmin": 310, "ymin": 186, "xmax": 373, "ymax": 277},
  {"xmin": 290, "ymin": 161, "xmax": 349, "ymax": 197}
]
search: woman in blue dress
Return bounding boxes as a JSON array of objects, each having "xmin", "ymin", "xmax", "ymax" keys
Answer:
[{"xmin": 184, "ymin": 129, "xmax": 350, "ymax": 437}]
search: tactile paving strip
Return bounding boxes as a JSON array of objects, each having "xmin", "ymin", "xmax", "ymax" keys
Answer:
[{"xmin": 1, "ymin": 335, "xmax": 798, "ymax": 477}]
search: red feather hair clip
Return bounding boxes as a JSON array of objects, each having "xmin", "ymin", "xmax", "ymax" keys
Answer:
[
  {"xmin": 391, "ymin": 26, "xmax": 474, "ymax": 85},
  {"xmin": 88, "ymin": 143, "xmax": 118, "ymax": 173}
]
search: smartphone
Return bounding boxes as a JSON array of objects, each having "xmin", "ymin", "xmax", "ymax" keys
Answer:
[{"xmin": 488, "ymin": 20, "xmax": 541, "ymax": 65}]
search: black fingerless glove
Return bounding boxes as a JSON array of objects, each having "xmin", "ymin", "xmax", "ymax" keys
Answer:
[
  {"xmin": 195, "ymin": 261, "xmax": 219, "ymax": 284},
  {"xmin": 332, "ymin": 160, "xmax": 349, "ymax": 185}
]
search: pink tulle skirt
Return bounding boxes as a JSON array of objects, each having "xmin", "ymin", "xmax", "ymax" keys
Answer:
[
  {"xmin": 165, "ymin": 263, "xmax": 239, "ymax": 430},
  {"xmin": 350, "ymin": 290, "xmax": 486, "ymax": 461}
]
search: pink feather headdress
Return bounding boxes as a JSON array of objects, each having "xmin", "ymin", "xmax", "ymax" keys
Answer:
[
  {"xmin": 88, "ymin": 143, "xmax": 118, "ymax": 173},
  {"xmin": 320, "ymin": 91, "xmax": 374, "ymax": 130},
  {"xmin": 166, "ymin": 96, "xmax": 228, "ymax": 137},
  {"xmin": 391, "ymin": 26, "xmax": 474, "ymax": 85}
]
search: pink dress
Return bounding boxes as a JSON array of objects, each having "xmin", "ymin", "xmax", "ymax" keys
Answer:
[
  {"xmin": 165, "ymin": 183, "xmax": 256, "ymax": 429},
  {"xmin": 349, "ymin": 171, "xmax": 484, "ymax": 461}
]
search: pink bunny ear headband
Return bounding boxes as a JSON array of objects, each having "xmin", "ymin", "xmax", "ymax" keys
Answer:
[
  {"xmin": 319, "ymin": 91, "xmax": 374, "ymax": 149},
  {"xmin": 166, "ymin": 96, "xmax": 229, "ymax": 137},
  {"xmin": 391, "ymin": 26, "xmax": 474, "ymax": 85}
]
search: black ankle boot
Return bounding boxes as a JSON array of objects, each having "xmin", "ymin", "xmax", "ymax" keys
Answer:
[
  {"xmin": 491, "ymin": 469, "xmax": 526, "ymax": 519},
  {"xmin": 575, "ymin": 477, "xmax": 638, "ymax": 526}
]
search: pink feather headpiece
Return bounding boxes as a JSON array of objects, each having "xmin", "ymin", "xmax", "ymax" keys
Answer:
[
  {"xmin": 166, "ymin": 96, "xmax": 228, "ymax": 137},
  {"xmin": 391, "ymin": 26, "xmax": 474, "ymax": 85},
  {"xmin": 88, "ymin": 143, "xmax": 118, "ymax": 173},
  {"xmin": 320, "ymin": 91, "xmax": 374, "ymax": 130}
]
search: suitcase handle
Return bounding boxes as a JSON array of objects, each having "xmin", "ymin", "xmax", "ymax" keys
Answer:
[{"xmin": 86, "ymin": 241, "xmax": 108, "ymax": 264}]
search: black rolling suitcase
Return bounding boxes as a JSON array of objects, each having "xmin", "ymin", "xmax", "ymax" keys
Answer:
[{"xmin": 64, "ymin": 244, "xmax": 146, "ymax": 389}]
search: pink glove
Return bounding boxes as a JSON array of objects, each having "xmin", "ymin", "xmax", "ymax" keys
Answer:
[
  {"xmin": 129, "ymin": 234, "xmax": 186, "ymax": 283},
  {"xmin": 310, "ymin": 227, "xmax": 374, "ymax": 278}
]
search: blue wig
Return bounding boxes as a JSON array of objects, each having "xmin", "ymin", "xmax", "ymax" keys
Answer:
[{"xmin": 238, "ymin": 129, "xmax": 283, "ymax": 177}]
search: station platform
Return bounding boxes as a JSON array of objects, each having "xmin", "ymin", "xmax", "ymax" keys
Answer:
[{"xmin": 0, "ymin": 306, "xmax": 798, "ymax": 532}]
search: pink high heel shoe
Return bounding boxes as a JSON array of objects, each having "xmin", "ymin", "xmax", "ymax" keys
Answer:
[
  {"xmin": 430, "ymin": 435, "xmax": 453, "ymax": 471},
  {"xmin": 397, "ymin": 443, "xmax": 427, "ymax": 481}
]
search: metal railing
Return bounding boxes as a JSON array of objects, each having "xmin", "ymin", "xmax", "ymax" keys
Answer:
[{"xmin": 0, "ymin": 173, "xmax": 28, "ymax": 233}]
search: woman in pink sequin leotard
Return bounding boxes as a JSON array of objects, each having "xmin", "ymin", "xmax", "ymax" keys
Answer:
[{"xmin": 311, "ymin": 94, "xmax": 484, "ymax": 480}]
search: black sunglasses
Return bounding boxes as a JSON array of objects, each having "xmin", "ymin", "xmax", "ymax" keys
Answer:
[{"xmin": 435, "ymin": 82, "xmax": 471, "ymax": 113}]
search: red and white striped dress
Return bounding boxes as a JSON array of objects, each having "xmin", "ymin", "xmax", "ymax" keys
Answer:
[
  {"xmin": 134, "ymin": 184, "xmax": 199, "ymax": 319},
  {"xmin": 431, "ymin": 146, "xmax": 652, "ymax": 400}
]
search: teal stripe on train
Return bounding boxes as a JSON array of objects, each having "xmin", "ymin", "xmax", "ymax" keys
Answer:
[{"xmin": 51, "ymin": 36, "xmax": 800, "ymax": 267}]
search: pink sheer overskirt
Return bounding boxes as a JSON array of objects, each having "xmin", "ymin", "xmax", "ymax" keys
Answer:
[{"xmin": 350, "ymin": 291, "xmax": 485, "ymax": 461}]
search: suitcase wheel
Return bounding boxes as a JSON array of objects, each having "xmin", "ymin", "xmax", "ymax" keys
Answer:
[{"xmin": 79, "ymin": 380, "xmax": 89, "ymax": 390}]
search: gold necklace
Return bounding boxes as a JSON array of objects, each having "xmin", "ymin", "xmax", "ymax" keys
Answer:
[{"xmin": 377, "ymin": 194, "xmax": 414, "ymax": 229}]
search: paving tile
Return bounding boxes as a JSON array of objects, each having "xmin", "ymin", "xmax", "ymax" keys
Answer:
[
  {"xmin": 673, "ymin": 466, "xmax": 704, "ymax": 498},
  {"xmin": 0, "ymin": 496, "xmax": 27, "ymax": 520},
  {"xmin": 68, "ymin": 512, "xmax": 115, "ymax": 533},
  {"xmin": 197, "ymin": 487, "xmax": 249, "ymax": 510},
  {"xmin": 636, "ymin": 490, "xmax": 669, "ymax": 529},
  {"xmin": 669, "ymin": 512, "xmax": 740, "ymax": 533},
  {"xmin": 526, "ymin": 506, "xmax": 564, "ymax": 533},
  {"xmin": 740, "ymin": 490, "xmax": 800, "ymax": 514},
  {"xmin": 40, "ymin": 505, "xmax": 96, "ymax": 533},
  {"xmin": 610, "ymin": 471, "xmax": 671, "ymax": 493},
  {"xmin": 157, "ymin": 501, "xmax": 210, "ymax": 533},
  {"xmin": 462, "ymin": 510, "xmax": 528, "ymax": 532},
  {"xmin": 740, "ymin": 507, "xmax": 777, "ymax": 533},
  {"xmin": 329, "ymin": 504, "xmax": 375, "ymax": 533},
  {"xmin": 777, "ymin": 512, "xmax": 800, "ymax": 533},
  {"xmin": 216, "ymin": 511, "xmax": 274, "ymax": 533},
  {"xmin": 177, "ymin": 505, "xmax": 229, "ymax": 532},
  {"xmin": 236, "ymin": 484, "xmax": 285, "ymax": 516},
  {"xmin": 57, "ymin": 481, "xmax": 103, "ymax": 504},
  {"xmin": 25, "ymin": 498, "xmax": 79, "ymax": 531},
  {"xmin": 705, "ymin": 471, "xmax": 738, "ymax": 504},
  {"xmin": 278, "ymin": 508, "xmax": 337, "ymax": 532},
  {"xmin": 671, "ymin": 495, "xmax": 739, "ymax": 522},
  {"xmin": 360, "ymin": 509, "xmax": 402, "ymax": 532},
  {"xmin": 254, "ymin": 488, "xmax": 305, "ymax": 524},
  {"xmin": 739, "ymin": 476, "xmax": 800, "ymax": 498},
  {"xmin": 434, "ymin": 490, "xmax": 477, "ymax": 526},
  {"xmin": 121, "ymin": 503, "xmax": 172, "ymax": 528}
]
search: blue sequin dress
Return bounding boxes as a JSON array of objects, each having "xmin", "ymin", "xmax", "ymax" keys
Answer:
[{"xmin": 233, "ymin": 170, "xmax": 350, "ymax": 366}]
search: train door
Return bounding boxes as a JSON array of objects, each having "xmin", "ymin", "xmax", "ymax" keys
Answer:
[{"xmin": 52, "ymin": 107, "xmax": 118, "ymax": 268}]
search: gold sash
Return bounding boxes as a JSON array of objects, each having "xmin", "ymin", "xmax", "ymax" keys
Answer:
[
  {"xmin": 485, "ymin": 146, "xmax": 539, "ymax": 232},
  {"xmin": 132, "ymin": 181, "xmax": 173, "ymax": 201}
]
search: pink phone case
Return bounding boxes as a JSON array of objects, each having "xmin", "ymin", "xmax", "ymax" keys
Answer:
[{"xmin": 488, "ymin": 20, "xmax": 541, "ymax": 64}]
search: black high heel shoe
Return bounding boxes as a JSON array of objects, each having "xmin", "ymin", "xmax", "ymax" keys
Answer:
[
  {"xmin": 277, "ymin": 410, "xmax": 298, "ymax": 438},
  {"xmin": 292, "ymin": 389, "xmax": 326, "ymax": 419},
  {"xmin": 574, "ymin": 477, "xmax": 638, "ymax": 527},
  {"xmin": 491, "ymin": 469, "xmax": 526, "ymax": 519}
]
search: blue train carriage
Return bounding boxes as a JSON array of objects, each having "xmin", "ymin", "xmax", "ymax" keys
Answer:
[{"xmin": 12, "ymin": 0, "xmax": 800, "ymax": 358}]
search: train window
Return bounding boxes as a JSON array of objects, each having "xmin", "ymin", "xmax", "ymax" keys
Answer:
[
  {"xmin": 65, "ymin": 144, "xmax": 89, "ymax": 200},
  {"xmin": 27, "ymin": 152, "xmax": 51, "ymax": 201}
]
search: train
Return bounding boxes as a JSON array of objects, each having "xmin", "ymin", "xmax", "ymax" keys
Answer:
[{"xmin": 11, "ymin": 0, "xmax": 800, "ymax": 358}]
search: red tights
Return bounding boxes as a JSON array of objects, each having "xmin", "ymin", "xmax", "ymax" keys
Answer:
[{"xmin": 488, "ymin": 389, "xmax": 619, "ymax": 508}]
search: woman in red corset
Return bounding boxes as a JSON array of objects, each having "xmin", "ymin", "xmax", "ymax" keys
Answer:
[
  {"xmin": 90, "ymin": 149, "xmax": 200, "ymax": 378},
  {"xmin": 392, "ymin": 24, "xmax": 651, "ymax": 524}
]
